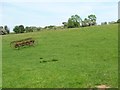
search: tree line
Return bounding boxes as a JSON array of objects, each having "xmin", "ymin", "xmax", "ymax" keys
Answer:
[
  {"xmin": 12, "ymin": 14, "xmax": 97, "ymax": 34},
  {"xmin": 62, "ymin": 14, "xmax": 97, "ymax": 28},
  {"xmin": 13, "ymin": 25, "xmax": 42, "ymax": 33},
  {"xmin": 0, "ymin": 14, "xmax": 120, "ymax": 35}
]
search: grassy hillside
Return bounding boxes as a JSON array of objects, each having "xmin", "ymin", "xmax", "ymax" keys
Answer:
[{"xmin": 2, "ymin": 24, "xmax": 118, "ymax": 88}]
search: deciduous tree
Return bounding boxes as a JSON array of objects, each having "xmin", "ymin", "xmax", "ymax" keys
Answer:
[{"xmin": 88, "ymin": 14, "xmax": 97, "ymax": 26}]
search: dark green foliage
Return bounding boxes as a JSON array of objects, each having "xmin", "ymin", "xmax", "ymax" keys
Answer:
[
  {"xmin": 88, "ymin": 14, "xmax": 97, "ymax": 26},
  {"xmin": 25, "ymin": 27, "xmax": 33, "ymax": 32},
  {"xmin": 22, "ymin": 26, "xmax": 42, "ymax": 33},
  {"xmin": 13, "ymin": 26, "xmax": 19, "ymax": 34},
  {"xmin": 47, "ymin": 25, "xmax": 55, "ymax": 29},
  {"xmin": 67, "ymin": 14, "xmax": 81, "ymax": 28},
  {"xmin": 4, "ymin": 25, "xmax": 10, "ymax": 34},
  {"xmin": 25, "ymin": 27, "xmax": 30, "ymax": 32},
  {"xmin": 66, "ymin": 14, "xmax": 97, "ymax": 28},
  {"xmin": 67, "ymin": 18, "xmax": 75, "ymax": 28},
  {"xmin": 19, "ymin": 25, "xmax": 25, "ymax": 33},
  {"xmin": 80, "ymin": 14, "xmax": 97, "ymax": 27},
  {"xmin": 13, "ymin": 25, "xmax": 25, "ymax": 33},
  {"xmin": 37, "ymin": 27, "xmax": 42, "ymax": 31},
  {"xmin": 44, "ymin": 25, "xmax": 56, "ymax": 29}
]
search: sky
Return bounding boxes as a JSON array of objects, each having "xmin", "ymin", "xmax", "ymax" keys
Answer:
[{"xmin": 0, "ymin": 0, "xmax": 119, "ymax": 32}]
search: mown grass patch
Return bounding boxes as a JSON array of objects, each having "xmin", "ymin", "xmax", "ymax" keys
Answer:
[{"xmin": 2, "ymin": 24, "xmax": 118, "ymax": 88}]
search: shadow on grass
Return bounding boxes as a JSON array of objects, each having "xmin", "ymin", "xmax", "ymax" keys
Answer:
[{"xmin": 39, "ymin": 58, "xmax": 58, "ymax": 63}]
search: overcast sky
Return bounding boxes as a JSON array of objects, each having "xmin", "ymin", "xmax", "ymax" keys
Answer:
[{"xmin": 0, "ymin": 0, "xmax": 119, "ymax": 31}]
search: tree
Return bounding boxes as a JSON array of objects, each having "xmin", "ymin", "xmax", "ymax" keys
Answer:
[
  {"xmin": 82, "ymin": 18, "xmax": 90, "ymax": 27},
  {"xmin": 67, "ymin": 14, "xmax": 82, "ymax": 28},
  {"xmin": 37, "ymin": 27, "xmax": 42, "ymax": 31},
  {"xmin": 13, "ymin": 25, "xmax": 25, "ymax": 34},
  {"xmin": 44, "ymin": 25, "xmax": 56, "ymax": 30},
  {"xmin": 4, "ymin": 25, "xmax": 10, "ymax": 34},
  {"xmin": 13, "ymin": 26, "xmax": 19, "ymax": 34},
  {"xmin": 19, "ymin": 25, "xmax": 25, "ymax": 33},
  {"xmin": 47, "ymin": 25, "xmax": 55, "ymax": 29},
  {"xmin": 25, "ymin": 27, "xmax": 30, "ymax": 32},
  {"xmin": 25, "ymin": 27, "xmax": 33, "ymax": 32},
  {"xmin": 67, "ymin": 18, "xmax": 75, "ymax": 28},
  {"xmin": 88, "ymin": 14, "xmax": 97, "ymax": 26},
  {"xmin": 31, "ymin": 26, "xmax": 37, "ymax": 31}
]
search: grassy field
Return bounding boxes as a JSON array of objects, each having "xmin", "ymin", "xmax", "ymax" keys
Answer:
[{"xmin": 2, "ymin": 24, "xmax": 118, "ymax": 88}]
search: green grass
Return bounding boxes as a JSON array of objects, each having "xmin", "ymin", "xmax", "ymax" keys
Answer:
[{"xmin": 2, "ymin": 24, "xmax": 118, "ymax": 88}]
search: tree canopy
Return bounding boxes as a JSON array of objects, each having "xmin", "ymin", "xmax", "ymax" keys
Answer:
[
  {"xmin": 67, "ymin": 14, "xmax": 82, "ymax": 28},
  {"xmin": 88, "ymin": 14, "xmax": 97, "ymax": 25},
  {"xmin": 67, "ymin": 14, "xmax": 97, "ymax": 28},
  {"xmin": 13, "ymin": 25, "xmax": 25, "ymax": 33}
]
